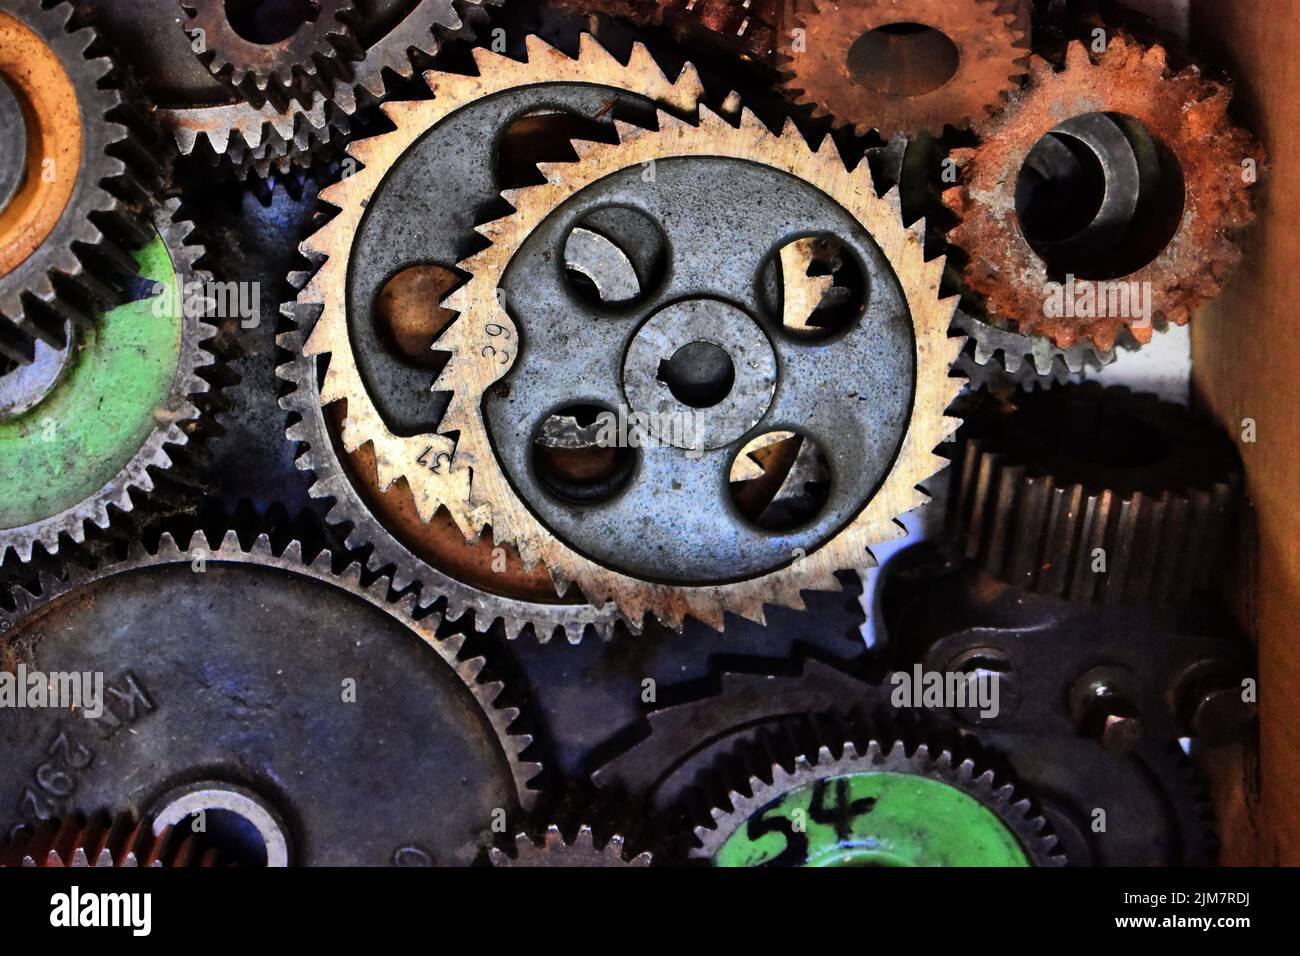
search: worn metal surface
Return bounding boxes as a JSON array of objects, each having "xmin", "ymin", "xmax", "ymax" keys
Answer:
[
  {"xmin": 0, "ymin": 533, "xmax": 539, "ymax": 865},
  {"xmin": 0, "ymin": 75, "xmax": 24, "ymax": 216}
]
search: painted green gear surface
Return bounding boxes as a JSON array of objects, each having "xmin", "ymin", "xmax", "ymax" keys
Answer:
[
  {"xmin": 0, "ymin": 199, "xmax": 212, "ymax": 561},
  {"xmin": 693, "ymin": 741, "xmax": 1062, "ymax": 867},
  {"xmin": 0, "ymin": 236, "xmax": 181, "ymax": 526},
  {"xmin": 713, "ymin": 771, "xmax": 1031, "ymax": 867}
]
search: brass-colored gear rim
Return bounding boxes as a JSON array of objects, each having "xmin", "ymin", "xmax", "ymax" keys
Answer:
[{"xmin": 430, "ymin": 109, "xmax": 961, "ymax": 630}]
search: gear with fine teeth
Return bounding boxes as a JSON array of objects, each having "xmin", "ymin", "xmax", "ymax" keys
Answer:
[
  {"xmin": 284, "ymin": 33, "xmax": 706, "ymax": 641},
  {"xmin": 691, "ymin": 735, "xmax": 1063, "ymax": 866},
  {"xmin": 293, "ymin": 32, "xmax": 962, "ymax": 634},
  {"xmin": 0, "ymin": 529, "xmax": 540, "ymax": 865},
  {"xmin": 0, "ymin": 0, "xmax": 155, "ymax": 363},
  {"xmin": 2, "ymin": 812, "xmax": 217, "ymax": 867},
  {"xmin": 953, "ymin": 310, "xmax": 1117, "ymax": 391},
  {"xmin": 182, "ymin": 0, "xmax": 358, "ymax": 107},
  {"xmin": 0, "ymin": 199, "xmax": 215, "ymax": 563},
  {"xmin": 778, "ymin": 0, "xmax": 1030, "ymax": 137},
  {"xmin": 944, "ymin": 36, "xmax": 1261, "ymax": 351},
  {"xmin": 949, "ymin": 385, "xmax": 1241, "ymax": 606},
  {"xmin": 426, "ymin": 105, "xmax": 960, "ymax": 631},
  {"xmin": 489, "ymin": 825, "xmax": 652, "ymax": 866}
]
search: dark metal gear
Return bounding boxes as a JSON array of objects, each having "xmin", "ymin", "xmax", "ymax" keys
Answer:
[
  {"xmin": 489, "ymin": 824, "xmax": 652, "ymax": 866},
  {"xmin": 0, "ymin": 531, "xmax": 540, "ymax": 865},
  {"xmin": 181, "ymin": 0, "xmax": 359, "ymax": 108},
  {"xmin": 878, "ymin": 541, "xmax": 1257, "ymax": 748},
  {"xmin": 0, "ymin": 199, "xmax": 215, "ymax": 562},
  {"xmin": 2, "ymin": 811, "xmax": 217, "ymax": 867},
  {"xmin": 949, "ymin": 384, "xmax": 1241, "ymax": 606},
  {"xmin": 592, "ymin": 659, "xmax": 1215, "ymax": 865},
  {"xmin": 952, "ymin": 311, "xmax": 1116, "ymax": 392},
  {"xmin": 0, "ymin": 0, "xmax": 154, "ymax": 363},
  {"xmin": 778, "ymin": 0, "xmax": 1030, "ymax": 137}
]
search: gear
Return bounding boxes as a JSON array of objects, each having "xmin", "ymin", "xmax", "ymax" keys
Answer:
[
  {"xmin": 945, "ymin": 36, "xmax": 1261, "ymax": 350},
  {"xmin": 0, "ymin": 530, "xmax": 539, "ymax": 865},
  {"xmin": 489, "ymin": 824, "xmax": 652, "ymax": 866},
  {"xmin": 592, "ymin": 659, "xmax": 1213, "ymax": 864},
  {"xmin": 287, "ymin": 34, "xmax": 707, "ymax": 640},
  {"xmin": 295, "ymin": 33, "xmax": 962, "ymax": 633},
  {"xmin": 953, "ymin": 310, "xmax": 1116, "ymax": 392},
  {"xmin": 182, "ymin": 0, "xmax": 358, "ymax": 108},
  {"xmin": 691, "ymin": 735, "xmax": 1063, "ymax": 866},
  {"xmin": 2, "ymin": 812, "xmax": 217, "ymax": 867},
  {"xmin": 949, "ymin": 385, "xmax": 1240, "ymax": 605},
  {"xmin": 0, "ymin": 0, "xmax": 153, "ymax": 363},
  {"xmin": 0, "ymin": 199, "xmax": 214, "ymax": 563},
  {"xmin": 778, "ymin": 0, "xmax": 1029, "ymax": 137}
]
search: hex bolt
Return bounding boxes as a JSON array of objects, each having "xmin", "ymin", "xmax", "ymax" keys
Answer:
[
  {"xmin": 1070, "ymin": 666, "xmax": 1143, "ymax": 752},
  {"xmin": 1173, "ymin": 659, "xmax": 1258, "ymax": 745}
]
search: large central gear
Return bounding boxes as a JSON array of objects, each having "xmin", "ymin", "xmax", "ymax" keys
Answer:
[
  {"xmin": 429, "ymin": 112, "xmax": 961, "ymax": 629},
  {"xmin": 294, "ymin": 36, "xmax": 961, "ymax": 632}
]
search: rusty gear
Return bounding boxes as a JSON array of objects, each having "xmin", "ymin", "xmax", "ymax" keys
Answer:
[
  {"xmin": 778, "ymin": 0, "xmax": 1029, "ymax": 137},
  {"xmin": 945, "ymin": 36, "xmax": 1261, "ymax": 350},
  {"xmin": 949, "ymin": 385, "xmax": 1241, "ymax": 605},
  {"xmin": 0, "ymin": 0, "xmax": 153, "ymax": 364},
  {"xmin": 181, "ymin": 0, "xmax": 358, "ymax": 108},
  {"xmin": 2, "ymin": 812, "xmax": 217, "ymax": 867},
  {"xmin": 489, "ymin": 824, "xmax": 652, "ymax": 866}
]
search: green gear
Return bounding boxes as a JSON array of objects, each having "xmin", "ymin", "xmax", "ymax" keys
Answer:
[
  {"xmin": 693, "ymin": 741, "xmax": 1062, "ymax": 867},
  {"xmin": 0, "ymin": 234, "xmax": 182, "ymax": 526},
  {"xmin": 713, "ymin": 771, "xmax": 1031, "ymax": 867}
]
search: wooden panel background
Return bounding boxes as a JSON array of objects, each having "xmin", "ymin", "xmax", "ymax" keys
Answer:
[{"xmin": 1191, "ymin": 0, "xmax": 1299, "ymax": 865}]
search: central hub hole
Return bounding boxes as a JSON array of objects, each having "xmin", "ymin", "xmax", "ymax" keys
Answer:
[
  {"xmin": 846, "ymin": 23, "xmax": 960, "ymax": 97},
  {"xmin": 178, "ymin": 808, "xmax": 270, "ymax": 867},
  {"xmin": 658, "ymin": 341, "xmax": 735, "ymax": 408},
  {"xmin": 1015, "ymin": 133, "xmax": 1108, "ymax": 246},
  {"xmin": 224, "ymin": 0, "xmax": 320, "ymax": 45}
]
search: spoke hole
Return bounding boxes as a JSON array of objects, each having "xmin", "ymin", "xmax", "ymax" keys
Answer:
[
  {"xmin": 374, "ymin": 264, "xmax": 460, "ymax": 370},
  {"xmin": 224, "ymin": 0, "xmax": 320, "ymax": 45},
  {"xmin": 531, "ymin": 404, "xmax": 637, "ymax": 504},
  {"xmin": 729, "ymin": 431, "xmax": 831, "ymax": 532},
  {"xmin": 562, "ymin": 206, "xmax": 666, "ymax": 307},
  {"xmin": 762, "ymin": 235, "xmax": 868, "ymax": 340},
  {"xmin": 657, "ymin": 341, "xmax": 735, "ymax": 408},
  {"xmin": 846, "ymin": 23, "xmax": 959, "ymax": 97}
]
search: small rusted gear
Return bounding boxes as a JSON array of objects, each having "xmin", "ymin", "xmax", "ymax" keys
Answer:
[
  {"xmin": 945, "ymin": 36, "xmax": 1262, "ymax": 350},
  {"xmin": 952, "ymin": 310, "xmax": 1116, "ymax": 392},
  {"xmin": 489, "ymin": 824, "xmax": 652, "ymax": 866},
  {"xmin": 2, "ymin": 812, "xmax": 216, "ymax": 867},
  {"xmin": 949, "ymin": 384, "xmax": 1241, "ymax": 605},
  {"xmin": 778, "ymin": 0, "xmax": 1029, "ymax": 136},
  {"xmin": 181, "ymin": 0, "xmax": 358, "ymax": 108}
]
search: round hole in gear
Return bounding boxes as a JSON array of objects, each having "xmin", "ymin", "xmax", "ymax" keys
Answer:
[
  {"xmin": 846, "ymin": 23, "xmax": 960, "ymax": 97},
  {"xmin": 728, "ymin": 431, "xmax": 832, "ymax": 533},
  {"xmin": 1013, "ymin": 112, "xmax": 1186, "ymax": 280},
  {"xmin": 374, "ymin": 263, "xmax": 460, "ymax": 370},
  {"xmin": 530, "ymin": 403, "xmax": 638, "ymax": 505},
  {"xmin": 176, "ymin": 808, "xmax": 271, "ymax": 866},
  {"xmin": 657, "ymin": 341, "xmax": 736, "ymax": 409},
  {"xmin": 562, "ymin": 206, "xmax": 667, "ymax": 308},
  {"xmin": 224, "ymin": 0, "xmax": 321, "ymax": 45}
]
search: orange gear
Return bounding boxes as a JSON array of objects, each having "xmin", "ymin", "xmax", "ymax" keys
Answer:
[
  {"xmin": 945, "ymin": 37, "xmax": 1261, "ymax": 351},
  {"xmin": 778, "ymin": 0, "xmax": 1028, "ymax": 136}
]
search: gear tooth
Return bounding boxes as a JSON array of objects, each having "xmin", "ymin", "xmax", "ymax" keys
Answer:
[{"xmin": 523, "ymin": 33, "xmax": 558, "ymax": 62}]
